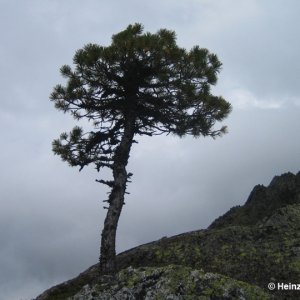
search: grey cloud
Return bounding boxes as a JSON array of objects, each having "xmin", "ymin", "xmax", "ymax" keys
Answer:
[{"xmin": 0, "ymin": 1, "xmax": 299, "ymax": 299}]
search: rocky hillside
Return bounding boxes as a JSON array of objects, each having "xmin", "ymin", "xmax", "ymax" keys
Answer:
[{"xmin": 35, "ymin": 171, "xmax": 300, "ymax": 299}]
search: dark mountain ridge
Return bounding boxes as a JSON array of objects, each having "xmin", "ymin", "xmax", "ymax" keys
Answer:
[{"xmin": 209, "ymin": 171, "xmax": 300, "ymax": 229}]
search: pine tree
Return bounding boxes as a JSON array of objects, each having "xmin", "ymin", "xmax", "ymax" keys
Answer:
[{"xmin": 50, "ymin": 23, "xmax": 231, "ymax": 275}]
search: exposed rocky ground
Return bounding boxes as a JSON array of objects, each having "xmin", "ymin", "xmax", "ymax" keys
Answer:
[
  {"xmin": 69, "ymin": 265, "xmax": 269, "ymax": 300},
  {"xmin": 35, "ymin": 171, "xmax": 300, "ymax": 299}
]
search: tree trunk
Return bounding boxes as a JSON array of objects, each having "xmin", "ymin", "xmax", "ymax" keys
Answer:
[{"xmin": 99, "ymin": 116, "xmax": 135, "ymax": 275}]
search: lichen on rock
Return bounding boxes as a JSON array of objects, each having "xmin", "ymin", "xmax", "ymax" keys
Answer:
[{"xmin": 69, "ymin": 265, "xmax": 270, "ymax": 300}]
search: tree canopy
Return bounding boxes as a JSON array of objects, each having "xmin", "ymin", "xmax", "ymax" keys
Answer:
[{"xmin": 51, "ymin": 23, "xmax": 231, "ymax": 175}]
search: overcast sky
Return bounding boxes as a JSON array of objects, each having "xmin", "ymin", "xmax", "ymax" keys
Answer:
[{"xmin": 1, "ymin": 1, "xmax": 300, "ymax": 299}]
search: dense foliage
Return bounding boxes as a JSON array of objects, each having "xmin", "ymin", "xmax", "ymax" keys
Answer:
[{"xmin": 51, "ymin": 23, "xmax": 231, "ymax": 173}]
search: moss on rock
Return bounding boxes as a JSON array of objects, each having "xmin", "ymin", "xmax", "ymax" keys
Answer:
[{"xmin": 70, "ymin": 265, "xmax": 270, "ymax": 300}]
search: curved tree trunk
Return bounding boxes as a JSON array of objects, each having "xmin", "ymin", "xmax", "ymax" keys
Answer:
[{"xmin": 99, "ymin": 116, "xmax": 135, "ymax": 275}]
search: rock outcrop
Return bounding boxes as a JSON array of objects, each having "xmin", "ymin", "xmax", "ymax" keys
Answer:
[
  {"xmin": 70, "ymin": 265, "xmax": 269, "ymax": 300},
  {"xmin": 35, "ymin": 171, "xmax": 300, "ymax": 300}
]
